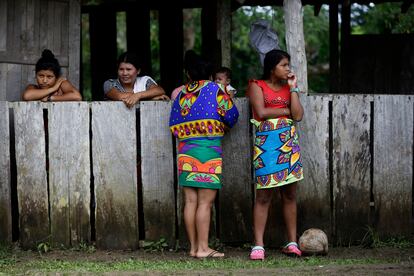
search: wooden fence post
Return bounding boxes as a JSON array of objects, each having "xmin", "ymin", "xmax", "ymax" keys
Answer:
[
  {"xmin": 220, "ymin": 98, "xmax": 253, "ymax": 244},
  {"xmin": 0, "ymin": 101, "xmax": 11, "ymax": 243},
  {"xmin": 14, "ymin": 102, "xmax": 49, "ymax": 249},
  {"xmin": 140, "ymin": 101, "xmax": 175, "ymax": 245},
  {"xmin": 284, "ymin": 0, "xmax": 308, "ymax": 93},
  {"xmin": 373, "ymin": 95, "xmax": 413, "ymax": 237},
  {"xmin": 297, "ymin": 95, "xmax": 331, "ymax": 238},
  {"xmin": 92, "ymin": 102, "xmax": 138, "ymax": 249},
  {"xmin": 333, "ymin": 95, "xmax": 371, "ymax": 244},
  {"xmin": 49, "ymin": 103, "xmax": 90, "ymax": 247}
]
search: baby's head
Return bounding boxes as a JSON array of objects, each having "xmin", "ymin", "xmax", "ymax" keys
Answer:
[{"xmin": 214, "ymin": 67, "xmax": 232, "ymax": 86}]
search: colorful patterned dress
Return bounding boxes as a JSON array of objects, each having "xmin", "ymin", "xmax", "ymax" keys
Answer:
[
  {"xmin": 169, "ymin": 80, "xmax": 239, "ymax": 189},
  {"xmin": 249, "ymin": 80, "xmax": 303, "ymax": 189}
]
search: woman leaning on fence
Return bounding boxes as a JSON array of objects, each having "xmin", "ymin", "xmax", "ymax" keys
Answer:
[
  {"xmin": 22, "ymin": 49, "xmax": 82, "ymax": 102},
  {"xmin": 248, "ymin": 49, "xmax": 304, "ymax": 260},
  {"xmin": 103, "ymin": 51, "xmax": 168, "ymax": 108},
  {"xmin": 169, "ymin": 51, "xmax": 239, "ymax": 258}
]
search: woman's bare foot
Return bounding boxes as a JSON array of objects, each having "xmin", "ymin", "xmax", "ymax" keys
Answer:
[
  {"xmin": 195, "ymin": 249, "xmax": 224, "ymax": 259},
  {"xmin": 189, "ymin": 250, "xmax": 197, "ymax": 257}
]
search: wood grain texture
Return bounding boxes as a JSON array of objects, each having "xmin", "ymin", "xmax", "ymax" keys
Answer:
[
  {"xmin": 283, "ymin": 0, "xmax": 308, "ymax": 93},
  {"xmin": 6, "ymin": 64, "xmax": 23, "ymax": 102},
  {"xmin": 373, "ymin": 95, "xmax": 413, "ymax": 237},
  {"xmin": 0, "ymin": 64, "xmax": 7, "ymax": 100},
  {"xmin": 49, "ymin": 103, "xmax": 90, "ymax": 247},
  {"xmin": 220, "ymin": 98, "xmax": 252, "ymax": 243},
  {"xmin": 68, "ymin": 0, "xmax": 81, "ymax": 89},
  {"xmin": 0, "ymin": 101, "xmax": 11, "ymax": 243},
  {"xmin": 297, "ymin": 95, "xmax": 331, "ymax": 237},
  {"xmin": 140, "ymin": 101, "xmax": 175, "ymax": 244},
  {"xmin": 14, "ymin": 102, "xmax": 49, "ymax": 249},
  {"xmin": 333, "ymin": 95, "xmax": 371, "ymax": 244},
  {"xmin": 0, "ymin": 0, "xmax": 6, "ymax": 51},
  {"xmin": 92, "ymin": 102, "xmax": 138, "ymax": 249},
  {"xmin": 217, "ymin": 0, "xmax": 231, "ymax": 68}
]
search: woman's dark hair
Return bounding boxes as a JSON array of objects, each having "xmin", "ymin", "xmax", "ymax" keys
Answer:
[
  {"xmin": 35, "ymin": 49, "xmax": 61, "ymax": 77},
  {"xmin": 117, "ymin": 52, "xmax": 142, "ymax": 72},
  {"xmin": 262, "ymin": 49, "xmax": 290, "ymax": 80},
  {"xmin": 184, "ymin": 50, "xmax": 213, "ymax": 81}
]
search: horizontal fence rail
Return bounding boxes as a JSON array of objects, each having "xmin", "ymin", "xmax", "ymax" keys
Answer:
[{"xmin": 0, "ymin": 96, "xmax": 412, "ymax": 249}]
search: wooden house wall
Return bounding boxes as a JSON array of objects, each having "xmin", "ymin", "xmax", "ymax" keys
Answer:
[{"xmin": 0, "ymin": 0, "xmax": 80, "ymax": 101}]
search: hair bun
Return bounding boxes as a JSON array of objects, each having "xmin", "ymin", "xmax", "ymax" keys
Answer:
[{"xmin": 41, "ymin": 49, "xmax": 55, "ymax": 60}]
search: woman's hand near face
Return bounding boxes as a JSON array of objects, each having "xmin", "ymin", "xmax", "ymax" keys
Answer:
[{"xmin": 287, "ymin": 72, "xmax": 297, "ymax": 88}]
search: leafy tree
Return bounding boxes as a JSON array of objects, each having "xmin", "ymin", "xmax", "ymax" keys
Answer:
[
  {"xmin": 231, "ymin": 6, "xmax": 330, "ymax": 94},
  {"xmin": 352, "ymin": 3, "xmax": 414, "ymax": 34}
]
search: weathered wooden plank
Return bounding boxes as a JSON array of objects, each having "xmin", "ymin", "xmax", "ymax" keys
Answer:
[
  {"xmin": 0, "ymin": 64, "xmax": 7, "ymax": 101},
  {"xmin": 0, "ymin": 0, "xmax": 7, "ymax": 52},
  {"xmin": 0, "ymin": 101, "xmax": 11, "ymax": 243},
  {"xmin": 373, "ymin": 95, "xmax": 413, "ymax": 237},
  {"xmin": 333, "ymin": 95, "xmax": 371, "ymax": 244},
  {"xmin": 140, "ymin": 101, "xmax": 175, "ymax": 244},
  {"xmin": 6, "ymin": 64, "xmax": 23, "ymax": 102},
  {"xmin": 284, "ymin": 0, "xmax": 308, "ymax": 93},
  {"xmin": 39, "ymin": 0, "xmax": 48, "ymax": 52},
  {"xmin": 220, "ymin": 98, "xmax": 252, "ymax": 243},
  {"xmin": 49, "ymin": 103, "xmax": 90, "ymax": 247},
  {"xmin": 217, "ymin": 0, "xmax": 231, "ymax": 68},
  {"xmin": 7, "ymin": 0, "xmax": 22, "ymax": 57},
  {"xmin": 297, "ymin": 95, "xmax": 331, "ymax": 238},
  {"xmin": 54, "ymin": 1, "xmax": 68, "ymax": 56},
  {"xmin": 21, "ymin": 64, "xmax": 35, "ymax": 91},
  {"xmin": 92, "ymin": 102, "xmax": 138, "ymax": 249},
  {"xmin": 68, "ymin": 0, "xmax": 81, "ymax": 89},
  {"xmin": 14, "ymin": 102, "xmax": 49, "ymax": 249}
]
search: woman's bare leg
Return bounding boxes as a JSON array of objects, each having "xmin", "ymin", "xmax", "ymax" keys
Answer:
[
  {"xmin": 253, "ymin": 189, "xmax": 273, "ymax": 246},
  {"xmin": 195, "ymin": 188, "xmax": 224, "ymax": 258},
  {"xmin": 183, "ymin": 187, "xmax": 198, "ymax": 256},
  {"xmin": 280, "ymin": 183, "xmax": 297, "ymax": 242}
]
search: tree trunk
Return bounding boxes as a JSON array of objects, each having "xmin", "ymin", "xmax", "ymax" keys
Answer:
[{"xmin": 283, "ymin": 0, "xmax": 308, "ymax": 93}]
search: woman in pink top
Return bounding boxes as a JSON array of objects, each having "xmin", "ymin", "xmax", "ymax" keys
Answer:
[{"xmin": 247, "ymin": 49, "xmax": 304, "ymax": 260}]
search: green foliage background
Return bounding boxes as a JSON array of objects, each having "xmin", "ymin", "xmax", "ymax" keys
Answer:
[{"xmin": 81, "ymin": 3, "xmax": 413, "ymax": 100}]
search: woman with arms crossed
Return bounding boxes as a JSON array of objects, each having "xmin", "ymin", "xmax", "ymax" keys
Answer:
[
  {"xmin": 22, "ymin": 49, "xmax": 82, "ymax": 102},
  {"xmin": 248, "ymin": 49, "xmax": 304, "ymax": 260}
]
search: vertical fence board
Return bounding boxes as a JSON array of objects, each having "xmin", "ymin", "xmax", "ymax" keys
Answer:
[
  {"xmin": 297, "ymin": 95, "xmax": 331, "ymax": 237},
  {"xmin": 0, "ymin": 64, "xmax": 7, "ymax": 100},
  {"xmin": 140, "ymin": 101, "xmax": 175, "ymax": 244},
  {"xmin": 68, "ymin": 0, "xmax": 81, "ymax": 88},
  {"xmin": 49, "ymin": 103, "xmax": 90, "ymax": 247},
  {"xmin": 220, "ymin": 98, "xmax": 252, "ymax": 243},
  {"xmin": 333, "ymin": 95, "xmax": 371, "ymax": 244},
  {"xmin": 373, "ymin": 95, "xmax": 413, "ymax": 237},
  {"xmin": 92, "ymin": 102, "xmax": 138, "ymax": 249},
  {"xmin": 14, "ymin": 102, "xmax": 49, "ymax": 248},
  {"xmin": 0, "ymin": 101, "xmax": 11, "ymax": 243}
]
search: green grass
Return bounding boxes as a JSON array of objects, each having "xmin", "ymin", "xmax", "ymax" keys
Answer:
[
  {"xmin": 0, "ymin": 254, "xmax": 391, "ymax": 274},
  {"xmin": 361, "ymin": 226, "xmax": 414, "ymax": 249}
]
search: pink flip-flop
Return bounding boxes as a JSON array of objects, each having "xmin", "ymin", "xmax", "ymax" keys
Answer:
[
  {"xmin": 250, "ymin": 245, "xmax": 265, "ymax": 260},
  {"xmin": 281, "ymin": 242, "xmax": 302, "ymax": 257}
]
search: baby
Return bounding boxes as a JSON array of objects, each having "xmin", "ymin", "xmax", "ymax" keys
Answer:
[{"xmin": 214, "ymin": 66, "xmax": 237, "ymax": 97}]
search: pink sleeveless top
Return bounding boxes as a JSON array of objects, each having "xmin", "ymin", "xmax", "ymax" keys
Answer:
[{"xmin": 248, "ymin": 79, "xmax": 290, "ymax": 120}]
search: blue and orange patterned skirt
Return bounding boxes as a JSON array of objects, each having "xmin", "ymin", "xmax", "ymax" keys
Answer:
[
  {"xmin": 252, "ymin": 118, "xmax": 304, "ymax": 189},
  {"xmin": 177, "ymin": 138, "xmax": 223, "ymax": 189}
]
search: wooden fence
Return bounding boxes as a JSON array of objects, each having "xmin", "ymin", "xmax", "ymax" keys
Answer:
[{"xmin": 0, "ymin": 96, "xmax": 412, "ymax": 249}]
